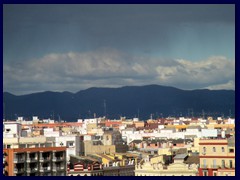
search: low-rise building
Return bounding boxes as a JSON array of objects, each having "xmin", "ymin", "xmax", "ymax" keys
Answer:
[
  {"xmin": 135, "ymin": 154, "xmax": 198, "ymax": 176},
  {"xmin": 67, "ymin": 155, "xmax": 103, "ymax": 176}
]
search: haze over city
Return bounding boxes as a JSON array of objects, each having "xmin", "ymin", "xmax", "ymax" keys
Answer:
[{"xmin": 3, "ymin": 4, "xmax": 235, "ymax": 95}]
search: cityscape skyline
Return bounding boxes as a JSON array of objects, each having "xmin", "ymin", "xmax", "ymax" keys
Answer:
[{"xmin": 3, "ymin": 4, "xmax": 235, "ymax": 95}]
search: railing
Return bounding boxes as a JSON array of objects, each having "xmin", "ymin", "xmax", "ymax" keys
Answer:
[
  {"xmin": 56, "ymin": 166, "xmax": 65, "ymax": 171},
  {"xmin": 13, "ymin": 158, "xmax": 25, "ymax": 163},
  {"xmin": 200, "ymin": 164, "xmax": 208, "ymax": 168},
  {"xmin": 14, "ymin": 168, "xmax": 25, "ymax": 174},
  {"xmin": 27, "ymin": 157, "xmax": 38, "ymax": 163},
  {"xmin": 40, "ymin": 157, "xmax": 50, "ymax": 162},
  {"xmin": 27, "ymin": 168, "xmax": 38, "ymax": 173},
  {"xmin": 57, "ymin": 157, "xmax": 64, "ymax": 160},
  {"xmin": 44, "ymin": 167, "xmax": 51, "ymax": 170},
  {"xmin": 53, "ymin": 157, "xmax": 64, "ymax": 161},
  {"xmin": 44, "ymin": 157, "xmax": 50, "ymax": 160},
  {"xmin": 39, "ymin": 167, "xmax": 51, "ymax": 172}
]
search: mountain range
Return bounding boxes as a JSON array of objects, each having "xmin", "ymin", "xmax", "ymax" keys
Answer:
[{"xmin": 3, "ymin": 85, "xmax": 235, "ymax": 121}]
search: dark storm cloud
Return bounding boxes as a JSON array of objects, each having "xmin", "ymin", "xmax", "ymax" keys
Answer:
[
  {"xmin": 3, "ymin": 4, "xmax": 235, "ymax": 94},
  {"xmin": 3, "ymin": 4, "xmax": 234, "ymax": 62}
]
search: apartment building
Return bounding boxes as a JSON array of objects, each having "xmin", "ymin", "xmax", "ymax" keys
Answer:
[
  {"xmin": 198, "ymin": 136, "xmax": 235, "ymax": 176},
  {"xmin": 3, "ymin": 147, "xmax": 67, "ymax": 176}
]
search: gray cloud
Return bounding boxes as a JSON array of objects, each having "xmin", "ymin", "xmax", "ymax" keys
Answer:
[
  {"xmin": 3, "ymin": 5, "xmax": 235, "ymax": 94},
  {"xmin": 3, "ymin": 49, "xmax": 235, "ymax": 95},
  {"xmin": 4, "ymin": 4, "xmax": 235, "ymax": 64}
]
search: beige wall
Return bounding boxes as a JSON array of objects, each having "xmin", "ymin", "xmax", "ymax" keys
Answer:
[
  {"xmin": 3, "ymin": 137, "xmax": 19, "ymax": 144},
  {"xmin": 134, "ymin": 122, "xmax": 144, "ymax": 128},
  {"xmin": 84, "ymin": 141, "xmax": 115, "ymax": 156},
  {"xmin": 86, "ymin": 123, "xmax": 97, "ymax": 132},
  {"xmin": 19, "ymin": 136, "xmax": 47, "ymax": 143},
  {"xmin": 150, "ymin": 156, "xmax": 164, "ymax": 164},
  {"xmin": 135, "ymin": 161, "xmax": 198, "ymax": 176},
  {"xmin": 158, "ymin": 148, "xmax": 172, "ymax": 156}
]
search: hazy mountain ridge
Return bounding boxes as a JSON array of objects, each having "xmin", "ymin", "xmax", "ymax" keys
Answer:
[{"xmin": 3, "ymin": 85, "xmax": 235, "ymax": 121}]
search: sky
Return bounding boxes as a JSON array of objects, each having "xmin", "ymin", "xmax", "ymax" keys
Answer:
[{"xmin": 3, "ymin": 4, "xmax": 235, "ymax": 95}]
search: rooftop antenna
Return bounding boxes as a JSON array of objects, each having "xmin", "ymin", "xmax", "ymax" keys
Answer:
[
  {"xmin": 88, "ymin": 110, "xmax": 91, "ymax": 118},
  {"xmin": 150, "ymin": 113, "xmax": 153, "ymax": 120},
  {"xmin": 222, "ymin": 113, "xmax": 224, "ymax": 119},
  {"xmin": 137, "ymin": 109, "xmax": 140, "ymax": 119},
  {"xmin": 103, "ymin": 99, "xmax": 107, "ymax": 117},
  {"xmin": 3, "ymin": 102, "xmax": 5, "ymax": 121},
  {"xmin": 202, "ymin": 109, "xmax": 205, "ymax": 119},
  {"xmin": 229, "ymin": 109, "xmax": 231, "ymax": 118}
]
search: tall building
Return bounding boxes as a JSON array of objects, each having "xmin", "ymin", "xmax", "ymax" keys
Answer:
[
  {"xmin": 198, "ymin": 136, "xmax": 235, "ymax": 176},
  {"xmin": 3, "ymin": 147, "xmax": 67, "ymax": 176}
]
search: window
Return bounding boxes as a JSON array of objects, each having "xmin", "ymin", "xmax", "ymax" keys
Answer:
[
  {"xmin": 222, "ymin": 147, "xmax": 225, "ymax": 152},
  {"xmin": 213, "ymin": 159, "xmax": 217, "ymax": 168},
  {"xmin": 222, "ymin": 160, "xmax": 225, "ymax": 168},
  {"xmin": 203, "ymin": 147, "xmax": 206, "ymax": 153},
  {"xmin": 229, "ymin": 160, "xmax": 233, "ymax": 168},
  {"xmin": 203, "ymin": 171, "xmax": 208, "ymax": 176},
  {"xmin": 214, "ymin": 172, "xmax": 217, "ymax": 176},
  {"xmin": 229, "ymin": 149, "xmax": 234, "ymax": 153},
  {"xmin": 7, "ymin": 145, "xmax": 11, "ymax": 149},
  {"xmin": 203, "ymin": 159, "xmax": 207, "ymax": 168},
  {"xmin": 213, "ymin": 147, "xmax": 216, "ymax": 152}
]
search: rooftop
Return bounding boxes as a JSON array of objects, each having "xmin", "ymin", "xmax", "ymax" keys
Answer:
[{"xmin": 174, "ymin": 153, "xmax": 188, "ymax": 160}]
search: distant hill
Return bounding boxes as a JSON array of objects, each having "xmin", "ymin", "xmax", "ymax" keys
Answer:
[{"xmin": 3, "ymin": 85, "xmax": 235, "ymax": 121}]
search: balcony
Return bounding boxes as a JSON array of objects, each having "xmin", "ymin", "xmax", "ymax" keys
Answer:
[
  {"xmin": 39, "ymin": 166, "xmax": 51, "ymax": 172},
  {"xmin": 53, "ymin": 166, "xmax": 65, "ymax": 171},
  {"xmin": 27, "ymin": 167, "xmax": 38, "ymax": 173},
  {"xmin": 211, "ymin": 165, "xmax": 218, "ymax": 169},
  {"xmin": 40, "ymin": 157, "xmax": 50, "ymax": 162},
  {"xmin": 27, "ymin": 158, "xmax": 38, "ymax": 163},
  {"xmin": 14, "ymin": 158, "xmax": 25, "ymax": 164},
  {"xmin": 200, "ymin": 164, "xmax": 208, "ymax": 169},
  {"xmin": 14, "ymin": 168, "xmax": 25, "ymax": 174},
  {"xmin": 53, "ymin": 157, "xmax": 64, "ymax": 162}
]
